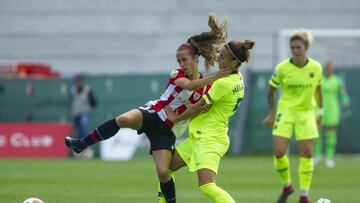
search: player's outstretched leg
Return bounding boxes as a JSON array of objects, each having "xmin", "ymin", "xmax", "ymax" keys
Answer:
[{"xmin": 65, "ymin": 118, "xmax": 120, "ymax": 153}]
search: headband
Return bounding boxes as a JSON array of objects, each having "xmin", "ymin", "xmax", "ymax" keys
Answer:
[
  {"xmin": 225, "ymin": 43, "xmax": 242, "ymax": 63},
  {"xmin": 178, "ymin": 44, "xmax": 199, "ymax": 55}
]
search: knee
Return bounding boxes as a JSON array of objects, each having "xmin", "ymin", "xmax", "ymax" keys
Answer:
[
  {"xmin": 157, "ymin": 167, "xmax": 170, "ymax": 183},
  {"xmin": 116, "ymin": 115, "xmax": 126, "ymax": 124},
  {"xmin": 301, "ymin": 150, "xmax": 313, "ymax": 158},
  {"xmin": 116, "ymin": 115, "xmax": 129, "ymax": 126},
  {"xmin": 274, "ymin": 149, "xmax": 286, "ymax": 158}
]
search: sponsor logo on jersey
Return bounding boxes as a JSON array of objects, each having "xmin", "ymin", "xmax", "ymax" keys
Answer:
[
  {"xmin": 170, "ymin": 69, "xmax": 179, "ymax": 78},
  {"xmin": 172, "ymin": 91, "xmax": 192, "ymax": 108},
  {"xmin": 193, "ymin": 92, "xmax": 201, "ymax": 100}
]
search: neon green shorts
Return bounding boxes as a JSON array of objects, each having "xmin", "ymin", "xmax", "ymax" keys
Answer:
[
  {"xmin": 272, "ymin": 107, "xmax": 319, "ymax": 140},
  {"xmin": 176, "ymin": 133, "xmax": 229, "ymax": 174},
  {"xmin": 322, "ymin": 105, "xmax": 340, "ymax": 126}
]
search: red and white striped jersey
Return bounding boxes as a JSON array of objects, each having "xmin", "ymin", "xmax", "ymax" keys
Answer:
[{"xmin": 146, "ymin": 68, "xmax": 211, "ymax": 138}]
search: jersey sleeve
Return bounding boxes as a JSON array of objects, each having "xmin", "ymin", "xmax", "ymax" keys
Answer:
[
  {"xmin": 269, "ymin": 65, "xmax": 281, "ymax": 88},
  {"xmin": 338, "ymin": 76, "xmax": 350, "ymax": 105},
  {"xmin": 203, "ymin": 79, "xmax": 227, "ymax": 105},
  {"xmin": 168, "ymin": 68, "xmax": 186, "ymax": 84}
]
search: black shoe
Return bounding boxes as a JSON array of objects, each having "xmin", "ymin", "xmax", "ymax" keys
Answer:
[
  {"xmin": 277, "ymin": 185, "xmax": 294, "ymax": 203},
  {"xmin": 65, "ymin": 136, "xmax": 84, "ymax": 153}
]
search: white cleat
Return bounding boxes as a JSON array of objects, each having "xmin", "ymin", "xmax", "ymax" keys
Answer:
[
  {"xmin": 313, "ymin": 156, "xmax": 321, "ymax": 166},
  {"xmin": 326, "ymin": 159, "xmax": 335, "ymax": 168}
]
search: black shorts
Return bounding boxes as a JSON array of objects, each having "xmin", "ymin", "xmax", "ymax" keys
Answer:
[{"xmin": 137, "ymin": 106, "xmax": 175, "ymax": 153}]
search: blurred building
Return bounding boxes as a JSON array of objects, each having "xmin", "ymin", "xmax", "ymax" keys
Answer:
[{"xmin": 1, "ymin": 0, "xmax": 360, "ymax": 75}]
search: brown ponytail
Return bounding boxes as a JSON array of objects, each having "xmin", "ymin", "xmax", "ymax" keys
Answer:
[
  {"xmin": 179, "ymin": 13, "xmax": 228, "ymax": 71},
  {"xmin": 227, "ymin": 40, "xmax": 255, "ymax": 64}
]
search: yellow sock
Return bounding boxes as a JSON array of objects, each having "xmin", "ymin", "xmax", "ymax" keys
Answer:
[
  {"xmin": 274, "ymin": 155, "xmax": 291, "ymax": 186},
  {"xmin": 299, "ymin": 157, "xmax": 314, "ymax": 191},
  {"xmin": 199, "ymin": 183, "xmax": 235, "ymax": 203},
  {"xmin": 158, "ymin": 171, "xmax": 175, "ymax": 203}
]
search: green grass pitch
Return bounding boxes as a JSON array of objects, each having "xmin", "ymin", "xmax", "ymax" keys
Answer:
[{"xmin": 1, "ymin": 156, "xmax": 359, "ymax": 203}]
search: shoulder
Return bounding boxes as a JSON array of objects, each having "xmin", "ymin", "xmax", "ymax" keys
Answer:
[
  {"xmin": 169, "ymin": 68, "xmax": 184, "ymax": 78},
  {"xmin": 274, "ymin": 58, "xmax": 291, "ymax": 74},
  {"xmin": 212, "ymin": 75, "xmax": 237, "ymax": 91},
  {"xmin": 334, "ymin": 74, "xmax": 344, "ymax": 83},
  {"xmin": 308, "ymin": 58, "xmax": 322, "ymax": 70},
  {"xmin": 276, "ymin": 58, "xmax": 291, "ymax": 69},
  {"xmin": 169, "ymin": 68, "xmax": 186, "ymax": 83}
]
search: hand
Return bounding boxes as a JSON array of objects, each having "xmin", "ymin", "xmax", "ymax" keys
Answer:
[
  {"xmin": 262, "ymin": 111, "xmax": 275, "ymax": 128},
  {"xmin": 215, "ymin": 68, "xmax": 232, "ymax": 79},
  {"xmin": 164, "ymin": 106, "xmax": 179, "ymax": 123}
]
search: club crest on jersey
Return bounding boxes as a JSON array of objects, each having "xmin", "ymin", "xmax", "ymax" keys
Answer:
[
  {"xmin": 193, "ymin": 92, "xmax": 201, "ymax": 100},
  {"xmin": 309, "ymin": 72, "xmax": 314, "ymax": 78},
  {"xmin": 170, "ymin": 69, "xmax": 179, "ymax": 78}
]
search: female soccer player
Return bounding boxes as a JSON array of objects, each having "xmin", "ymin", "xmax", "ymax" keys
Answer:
[
  {"xmin": 262, "ymin": 29, "xmax": 323, "ymax": 203},
  {"xmin": 314, "ymin": 60, "xmax": 350, "ymax": 168},
  {"xmin": 165, "ymin": 39, "xmax": 255, "ymax": 203},
  {"xmin": 65, "ymin": 14, "xmax": 228, "ymax": 203}
]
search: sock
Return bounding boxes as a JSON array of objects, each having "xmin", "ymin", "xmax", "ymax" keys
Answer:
[
  {"xmin": 326, "ymin": 130, "xmax": 336, "ymax": 160},
  {"xmin": 160, "ymin": 177, "xmax": 176, "ymax": 203},
  {"xmin": 199, "ymin": 183, "xmax": 235, "ymax": 203},
  {"xmin": 300, "ymin": 189, "xmax": 309, "ymax": 197},
  {"xmin": 80, "ymin": 119, "xmax": 120, "ymax": 148},
  {"xmin": 158, "ymin": 171, "xmax": 174, "ymax": 203},
  {"xmin": 274, "ymin": 155, "xmax": 291, "ymax": 186},
  {"xmin": 299, "ymin": 157, "xmax": 314, "ymax": 192}
]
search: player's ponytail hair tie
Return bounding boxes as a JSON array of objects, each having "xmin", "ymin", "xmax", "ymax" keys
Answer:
[{"xmin": 178, "ymin": 43, "xmax": 199, "ymax": 56}]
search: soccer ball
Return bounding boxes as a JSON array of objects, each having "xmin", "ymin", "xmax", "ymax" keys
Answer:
[{"xmin": 23, "ymin": 197, "xmax": 44, "ymax": 203}]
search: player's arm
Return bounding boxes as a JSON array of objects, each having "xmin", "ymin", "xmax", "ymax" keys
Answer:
[
  {"xmin": 174, "ymin": 68, "xmax": 231, "ymax": 91},
  {"xmin": 315, "ymin": 85, "xmax": 323, "ymax": 126},
  {"xmin": 262, "ymin": 85, "xmax": 277, "ymax": 128},
  {"xmin": 262, "ymin": 67, "xmax": 280, "ymax": 128},
  {"xmin": 165, "ymin": 98, "xmax": 208, "ymax": 123},
  {"xmin": 315, "ymin": 85, "xmax": 323, "ymax": 109},
  {"xmin": 339, "ymin": 80, "xmax": 350, "ymax": 108}
]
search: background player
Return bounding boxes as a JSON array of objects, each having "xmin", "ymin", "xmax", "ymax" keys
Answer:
[
  {"xmin": 314, "ymin": 60, "xmax": 350, "ymax": 168},
  {"xmin": 262, "ymin": 29, "xmax": 323, "ymax": 203}
]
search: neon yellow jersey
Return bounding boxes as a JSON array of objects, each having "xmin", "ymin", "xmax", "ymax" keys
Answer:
[
  {"xmin": 189, "ymin": 73, "xmax": 245, "ymax": 138},
  {"xmin": 269, "ymin": 58, "xmax": 323, "ymax": 110}
]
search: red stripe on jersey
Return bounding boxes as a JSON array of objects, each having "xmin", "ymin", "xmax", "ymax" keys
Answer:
[
  {"xmin": 148, "ymin": 68, "xmax": 212, "ymax": 137},
  {"xmin": 176, "ymin": 105, "xmax": 187, "ymax": 115},
  {"xmin": 164, "ymin": 119, "xmax": 174, "ymax": 128},
  {"xmin": 174, "ymin": 85, "xmax": 183, "ymax": 93},
  {"xmin": 89, "ymin": 131, "xmax": 98, "ymax": 142}
]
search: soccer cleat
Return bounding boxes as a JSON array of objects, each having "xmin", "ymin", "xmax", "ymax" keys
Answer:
[
  {"xmin": 326, "ymin": 159, "xmax": 335, "ymax": 168},
  {"xmin": 299, "ymin": 196, "xmax": 312, "ymax": 203},
  {"xmin": 277, "ymin": 185, "xmax": 294, "ymax": 203},
  {"xmin": 158, "ymin": 191, "xmax": 166, "ymax": 203},
  {"xmin": 313, "ymin": 156, "xmax": 321, "ymax": 166},
  {"xmin": 65, "ymin": 136, "xmax": 84, "ymax": 153}
]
